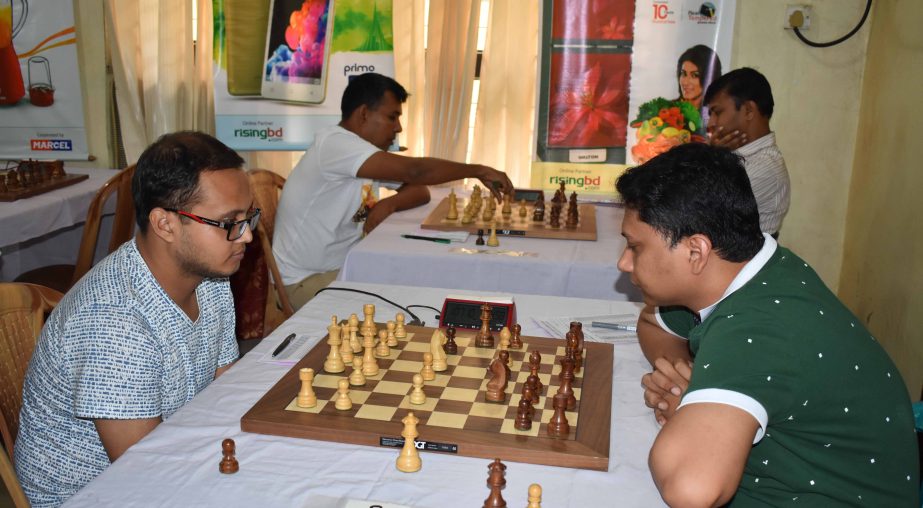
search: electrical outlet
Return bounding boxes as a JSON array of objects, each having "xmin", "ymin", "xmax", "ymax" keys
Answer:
[{"xmin": 785, "ymin": 5, "xmax": 812, "ymax": 30}]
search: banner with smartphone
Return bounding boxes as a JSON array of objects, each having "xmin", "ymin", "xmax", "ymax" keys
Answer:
[
  {"xmin": 0, "ymin": 0, "xmax": 89, "ymax": 160},
  {"xmin": 213, "ymin": 0, "xmax": 395, "ymax": 151},
  {"xmin": 534, "ymin": 0, "xmax": 736, "ymax": 201}
]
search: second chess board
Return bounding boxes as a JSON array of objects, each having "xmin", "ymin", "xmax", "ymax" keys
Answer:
[{"xmin": 420, "ymin": 197, "xmax": 598, "ymax": 241}]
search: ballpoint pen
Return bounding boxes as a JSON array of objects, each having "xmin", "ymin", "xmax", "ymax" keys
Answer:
[
  {"xmin": 271, "ymin": 333, "xmax": 297, "ymax": 357},
  {"xmin": 401, "ymin": 234, "xmax": 451, "ymax": 244},
  {"xmin": 590, "ymin": 321, "xmax": 637, "ymax": 332}
]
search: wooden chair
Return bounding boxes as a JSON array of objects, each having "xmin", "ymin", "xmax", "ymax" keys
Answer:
[
  {"xmin": 14, "ymin": 165, "xmax": 136, "ymax": 294},
  {"xmin": 0, "ymin": 445, "xmax": 29, "ymax": 507},
  {"xmin": 0, "ymin": 283, "xmax": 62, "ymax": 459},
  {"xmin": 249, "ymin": 170, "xmax": 294, "ymax": 332}
]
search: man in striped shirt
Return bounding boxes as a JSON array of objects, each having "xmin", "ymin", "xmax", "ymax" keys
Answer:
[{"xmin": 704, "ymin": 68, "xmax": 790, "ymax": 236}]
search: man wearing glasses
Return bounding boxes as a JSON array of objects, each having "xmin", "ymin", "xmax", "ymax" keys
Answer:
[{"xmin": 15, "ymin": 131, "xmax": 255, "ymax": 507}]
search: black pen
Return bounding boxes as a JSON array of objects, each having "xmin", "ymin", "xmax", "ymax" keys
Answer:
[
  {"xmin": 401, "ymin": 234, "xmax": 450, "ymax": 244},
  {"xmin": 591, "ymin": 321, "xmax": 637, "ymax": 332},
  {"xmin": 271, "ymin": 333, "xmax": 297, "ymax": 357}
]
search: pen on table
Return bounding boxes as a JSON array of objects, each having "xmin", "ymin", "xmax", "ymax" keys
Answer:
[
  {"xmin": 401, "ymin": 234, "xmax": 450, "ymax": 244},
  {"xmin": 590, "ymin": 321, "xmax": 638, "ymax": 332},
  {"xmin": 271, "ymin": 333, "xmax": 297, "ymax": 357}
]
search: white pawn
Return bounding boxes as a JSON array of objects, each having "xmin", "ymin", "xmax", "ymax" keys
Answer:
[
  {"xmin": 527, "ymin": 483, "xmax": 542, "ymax": 508},
  {"xmin": 349, "ymin": 356, "xmax": 366, "ymax": 386},
  {"xmin": 339, "ymin": 323, "xmax": 353, "ymax": 363},
  {"xmin": 386, "ymin": 320, "xmax": 398, "ymax": 346},
  {"xmin": 375, "ymin": 329, "xmax": 391, "ymax": 357},
  {"xmin": 499, "ymin": 326, "xmax": 511, "ymax": 351},
  {"xmin": 349, "ymin": 314, "xmax": 362, "ymax": 353},
  {"xmin": 409, "ymin": 373, "xmax": 427, "ymax": 405},
  {"xmin": 420, "ymin": 352, "xmax": 436, "ymax": 381},
  {"xmin": 334, "ymin": 378, "xmax": 352, "ymax": 410},
  {"xmin": 394, "ymin": 313, "xmax": 407, "ymax": 339},
  {"xmin": 297, "ymin": 368, "xmax": 316, "ymax": 408},
  {"xmin": 396, "ymin": 411, "xmax": 421, "ymax": 473},
  {"xmin": 487, "ymin": 223, "xmax": 500, "ymax": 247},
  {"xmin": 446, "ymin": 189, "xmax": 458, "ymax": 220},
  {"xmin": 362, "ymin": 331, "xmax": 379, "ymax": 377}
]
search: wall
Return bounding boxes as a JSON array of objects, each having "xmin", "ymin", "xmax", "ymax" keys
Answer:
[
  {"xmin": 71, "ymin": 0, "xmax": 111, "ymax": 169},
  {"xmin": 730, "ymin": 0, "xmax": 871, "ymax": 290},
  {"xmin": 839, "ymin": 1, "xmax": 923, "ymax": 396}
]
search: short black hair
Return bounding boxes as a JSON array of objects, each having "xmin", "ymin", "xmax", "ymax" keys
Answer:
[
  {"xmin": 676, "ymin": 45, "xmax": 722, "ymax": 99},
  {"xmin": 341, "ymin": 73, "xmax": 409, "ymax": 120},
  {"xmin": 132, "ymin": 131, "xmax": 244, "ymax": 233},
  {"xmin": 616, "ymin": 143, "xmax": 763, "ymax": 262},
  {"xmin": 703, "ymin": 67, "xmax": 775, "ymax": 118}
]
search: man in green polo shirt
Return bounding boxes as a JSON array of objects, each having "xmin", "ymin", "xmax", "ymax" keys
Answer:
[{"xmin": 616, "ymin": 143, "xmax": 919, "ymax": 506}]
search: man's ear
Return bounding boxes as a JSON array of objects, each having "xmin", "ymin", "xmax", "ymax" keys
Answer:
[
  {"xmin": 742, "ymin": 99, "xmax": 758, "ymax": 121},
  {"xmin": 148, "ymin": 208, "xmax": 177, "ymax": 243},
  {"xmin": 685, "ymin": 234, "xmax": 713, "ymax": 275}
]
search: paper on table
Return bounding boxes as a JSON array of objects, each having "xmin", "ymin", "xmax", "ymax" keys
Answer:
[
  {"xmin": 533, "ymin": 314, "xmax": 638, "ymax": 343},
  {"xmin": 258, "ymin": 335, "xmax": 313, "ymax": 365},
  {"xmin": 449, "ymin": 247, "xmax": 538, "ymax": 257},
  {"xmin": 303, "ymin": 495, "xmax": 417, "ymax": 508},
  {"xmin": 408, "ymin": 228, "xmax": 469, "ymax": 242}
]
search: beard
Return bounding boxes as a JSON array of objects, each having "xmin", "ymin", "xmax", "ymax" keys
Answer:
[{"xmin": 176, "ymin": 235, "xmax": 239, "ymax": 279}]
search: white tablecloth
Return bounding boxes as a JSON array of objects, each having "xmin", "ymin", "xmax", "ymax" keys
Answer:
[
  {"xmin": 64, "ymin": 281, "xmax": 663, "ymax": 508},
  {"xmin": 0, "ymin": 168, "xmax": 117, "ymax": 280},
  {"xmin": 339, "ymin": 188, "xmax": 642, "ymax": 301}
]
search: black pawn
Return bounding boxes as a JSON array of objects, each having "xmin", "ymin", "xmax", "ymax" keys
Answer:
[
  {"xmin": 476, "ymin": 229, "xmax": 485, "ymax": 245},
  {"xmin": 444, "ymin": 326, "xmax": 458, "ymax": 355},
  {"xmin": 514, "ymin": 398, "xmax": 533, "ymax": 431},
  {"xmin": 547, "ymin": 393, "xmax": 570, "ymax": 437}
]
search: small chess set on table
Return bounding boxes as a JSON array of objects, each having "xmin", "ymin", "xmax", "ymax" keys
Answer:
[
  {"xmin": 0, "ymin": 159, "xmax": 88, "ymax": 201},
  {"xmin": 241, "ymin": 303, "xmax": 613, "ymax": 471},
  {"xmin": 420, "ymin": 182, "xmax": 598, "ymax": 241}
]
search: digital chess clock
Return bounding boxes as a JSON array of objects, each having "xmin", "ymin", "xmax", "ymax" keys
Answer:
[{"xmin": 439, "ymin": 296, "xmax": 516, "ymax": 332}]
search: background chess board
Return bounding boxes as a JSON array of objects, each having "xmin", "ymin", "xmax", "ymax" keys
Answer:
[
  {"xmin": 242, "ymin": 323, "xmax": 613, "ymax": 470},
  {"xmin": 420, "ymin": 197, "xmax": 598, "ymax": 241}
]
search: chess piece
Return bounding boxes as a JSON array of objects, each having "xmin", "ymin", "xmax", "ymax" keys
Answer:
[
  {"xmin": 527, "ymin": 484, "xmax": 542, "ymax": 508},
  {"xmin": 475, "ymin": 304, "xmax": 494, "ymax": 347},
  {"xmin": 557, "ymin": 357, "xmax": 577, "ymax": 410},
  {"xmin": 565, "ymin": 209, "xmax": 578, "ymax": 228},
  {"xmin": 501, "ymin": 193, "xmax": 512, "ymax": 219},
  {"xmin": 394, "ymin": 313, "xmax": 407, "ymax": 339},
  {"xmin": 529, "ymin": 350, "xmax": 544, "ymax": 395},
  {"xmin": 421, "ymin": 352, "xmax": 436, "ymax": 381},
  {"xmin": 349, "ymin": 356, "xmax": 366, "ymax": 386},
  {"xmin": 396, "ymin": 411, "xmax": 422, "ymax": 473},
  {"xmin": 485, "ymin": 357, "xmax": 508, "ymax": 402},
  {"xmin": 498, "ymin": 349, "xmax": 511, "ymax": 380},
  {"xmin": 430, "ymin": 330, "xmax": 448, "ymax": 371},
  {"xmin": 349, "ymin": 314, "xmax": 362, "ymax": 353},
  {"xmin": 518, "ymin": 199, "xmax": 527, "ymax": 219},
  {"xmin": 409, "ymin": 373, "xmax": 427, "ymax": 405},
  {"xmin": 498, "ymin": 327, "xmax": 511, "ymax": 350},
  {"xmin": 376, "ymin": 329, "xmax": 391, "ymax": 357},
  {"xmin": 219, "ymin": 438, "xmax": 239, "ymax": 474},
  {"xmin": 476, "ymin": 229, "xmax": 485, "ymax": 246},
  {"xmin": 521, "ymin": 383, "xmax": 537, "ymax": 413},
  {"xmin": 514, "ymin": 397, "xmax": 533, "ymax": 431},
  {"xmin": 567, "ymin": 327, "xmax": 583, "ymax": 372},
  {"xmin": 483, "ymin": 459, "xmax": 507, "ymax": 508},
  {"xmin": 362, "ymin": 303, "xmax": 377, "ymax": 338},
  {"xmin": 525, "ymin": 373, "xmax": 541, "ymax": 404},
  {"xmin": 297, "ymin": 368, "xmax": 317, "ymax": 408},
  {"xmin": 547, "ymin": 392, "xmax": 570, "ymax": 437},
  {"xmin": 324, "ymin": 323, "xmax": 345, "ymax": 373},
  {"xmin": 486, "ymin": 224, "xmax": 500, "ymax": 247},
  {"xmin": 446, "ymin": 189, "xmax": 459, "ymax": 220},
  {"xmin": 339, "ymin": 323, "xmax": 354, "ymax": 363},
  {"xmin": 462, "ymin": 210, "xmax": 475, "ymax": 224},
  {"xmin": 509, "ymin": 324, "xmax": 523, "ymax": 349},
  {"xmin": 362, "ymin": 331, "xmax": 379, "ymax": 376},
  {"xmin": 386, "ymin": 320, "xmax": 399, "ymax": 346},
  {"xmin": 482, "ymin": 199, "xmax": 494, "ymax": 222},
  {"xmin": 444, "ymin": 326, "xmax": 458, "ymax": 354},
  {"xmin": 335, "ymin": 378, "xmax": 353, "ymax": 410}
]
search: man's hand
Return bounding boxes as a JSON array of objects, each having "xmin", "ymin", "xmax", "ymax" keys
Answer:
[
  {"xmin": 475, "ymin": 165, "xmax": 514, "ymax": 202},
  {"xmin": 708, "ymin": 126, "xmax": 747, "ymax": 150},
  {"xmin": 642, "ymin": 357, "xmax": 693, "ymax": 425},
  {"xmin": 363, "ymin": 199, "xmax": 397, "ymax": 234}
]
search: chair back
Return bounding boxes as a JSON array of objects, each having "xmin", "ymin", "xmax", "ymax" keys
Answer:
[
  {"xmin": 71, "ymin": 164, "xmax": 136, "ymax": 286},
  {"xmin": 0, "ymin": 446, "xmax": 29, "ymax": 508},
  {"xmin": 0, "ymin": 283, "xmax": 62, "ymax": 457},
  {"xmin": 248, "ymin": 170, "xmax": 294, "ymax": 321}
]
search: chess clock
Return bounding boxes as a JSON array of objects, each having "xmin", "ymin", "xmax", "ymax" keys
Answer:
[{"xmin": 439, "ymin": 296, "xmax": 516, "ymax": 332}]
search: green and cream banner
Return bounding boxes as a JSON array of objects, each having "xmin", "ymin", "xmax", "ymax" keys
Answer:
[
  {"xmin": 533, "ymin": 0, "xmax": 735, "ymax": 201},
  {"xmin": 0, "ymin": 0, "xmax": 88, "ymax": 160},
  {"xmin": 213, "ymin": 0, "xmax": 395, "ymax": 151}
]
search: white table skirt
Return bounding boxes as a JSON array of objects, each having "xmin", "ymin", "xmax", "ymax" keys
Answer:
[
  {"xmin": 64, "ymin": 281, "xmax": 663, "ymax": 508},
  {"xmin": 339, "ymin": 188, "xmax": 642, "ymax": 301}
]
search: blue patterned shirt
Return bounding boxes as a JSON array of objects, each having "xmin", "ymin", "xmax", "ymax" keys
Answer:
[{"xmin": 14, "ymin": 239, "xmax": 238, "ymax": 507}]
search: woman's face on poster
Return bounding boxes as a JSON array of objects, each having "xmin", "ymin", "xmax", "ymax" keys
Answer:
[{"xmin": 679, "ymin": 61, "xmax": 702, "ymax": 102}]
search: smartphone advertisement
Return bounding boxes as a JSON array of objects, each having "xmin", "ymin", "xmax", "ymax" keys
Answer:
[{"xmin": 214, "ymin": 0, "xmax": 395, "ymax": 151}]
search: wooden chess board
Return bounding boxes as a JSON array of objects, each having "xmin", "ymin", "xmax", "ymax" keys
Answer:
[
  {"xmin": 420, "ymin": 197, "xmax": 598, "ymax": 241},
  {"xmin": 241, "ymin": 323, "xmax": 613, "ymax": 471},
  {"xmin": 0, "ymin": 167, "xmax": 88, "ymax": 202}
]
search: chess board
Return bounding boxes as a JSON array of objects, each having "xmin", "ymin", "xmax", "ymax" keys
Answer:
[
  {"xmin": 0, "ymin": 161, "xmax": 88, "ymax": 202},
  {"xmin": 241, "ymin": 324, "xmax": 613, "ymax": 471},
  {"xmin": 420, "ymin": 197, "xmax": 598, "ymax": 241}
]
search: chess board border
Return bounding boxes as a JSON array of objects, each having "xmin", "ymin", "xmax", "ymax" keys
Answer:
[
  {"xmin": 420, "ymin": 197, "xmax": 598, "ymax": 241},
  {"xmin": 0, "ymin": 173, "xmax": 89, "ymax": 201},
  {"xmin": 241, "ymin": 325, "xmax": 613, "ymax": 471}
]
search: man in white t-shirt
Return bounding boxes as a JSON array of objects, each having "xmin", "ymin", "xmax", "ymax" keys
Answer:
[
  {"xmin": 273, "ymin": 73, "xmax": 513, "ymax": 309},
  {"xmin": 705, "ymin": 67, "xmax": 790, "ymax": 236}
]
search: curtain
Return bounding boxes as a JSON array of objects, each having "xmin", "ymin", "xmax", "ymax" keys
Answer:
[
  {"xmin": 423, "ymin": 0, "xmax": 481, "ymax": 161},
  {"xmin": 392, "ymin": 0, "xmax": 426, "ymax": 157},
  {"xmin": 105, "ymin": 0, "xmax": 214, "ymax": 163},
  {"xmin": 470, "ymin": 0, "xmax": 539, "ymax": 187}
]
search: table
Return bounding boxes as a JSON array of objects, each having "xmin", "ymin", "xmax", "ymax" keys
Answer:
[
  {"xmin": 0, "ymin": 168, "xmax": 117, "ymax": 280},
  {"xmin": 340, "ymin": 188, "xmax": 642, "ymax": 301},
  {"xmin": 64, "ymin": 281, "xmax": 664, "ymax": 508}
]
